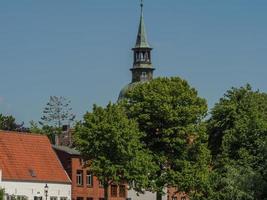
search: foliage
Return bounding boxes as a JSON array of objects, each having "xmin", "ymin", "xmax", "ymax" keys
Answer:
[
  {"xmin": 40, "ymin": 96, "xmax": 75, "ymax": 128},
  {"xmin": 29, "ymin": 120, "xmax": 56, "ymax": 143},
  {"xmin": 121, "ymin": 77, "xmax": 211, "ymax": 198},
  {"xmin": 0, "ymin": 114, "xmax": 27, "ymax": 132},
  {"xmin": 39, "ymin": 96, "xmax": 75, "ymax": 143},
  {"xmin": 208, "ymin": 85, "xmax": 267, "ymax": 200},
  {"xmin": 74, "ymin": 103, "xmax": 157, "ymax": 200},
  {"xmin": 0, "ymin": 188, "xmax": 4, "ymax": 200}
]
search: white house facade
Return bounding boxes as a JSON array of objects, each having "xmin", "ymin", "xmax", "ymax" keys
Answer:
[{"xmin": 0, "ymin": 180, "xmax": 71, "ymax": 200}]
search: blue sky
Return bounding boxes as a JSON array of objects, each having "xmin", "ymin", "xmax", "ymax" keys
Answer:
[{"xmin": 0, "ymin": 0, "xmax": 266, "ymax": 125}]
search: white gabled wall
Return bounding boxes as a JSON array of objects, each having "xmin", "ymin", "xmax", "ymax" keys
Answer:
[{"xmin": 0, "ymin": 181, "xmax": 71, "ymax": 200}]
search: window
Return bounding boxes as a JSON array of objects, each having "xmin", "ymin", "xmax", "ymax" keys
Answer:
[
  {"xmin": 50, "ymin": 197, "xmax": 57, "ymax": 200},
  {"xmin": 111, "ymin": 185, "xmax": 118, "ymax": 197},
  {"xmin": 17, "ymin": 196, "xmax": 28, "ymax": 200},
  {"xmin": 181, "ymin": 197, "xmax": 186, "ymax": 200},
  {"xmin": 87, "ymin": 198, "xmax": 93, "ymax": 200},
  {"xmin": 77, "ymin": 198, "xmax": 84, "ymax": 200},
  {"xmin": 99, "ymin": 180, "xmax": 103, "ymax": 188},
  {"xmin": 119, "ymin": 185, "xmax": 126, "ymax": 197},
  {"xmin": 34, "ymin": 197, "xmax": 42, "ymax": 200},
  {"xmin": 86, "ymin": 171, "xmax": 93, "ymax": 187},
  {"xmin": 140, "ymin": 72, "xmax": 148, "ymax": 81},
  {"xmin": 76, "ymin": 170, "xmax": 83, "ymax": 186},
  {"xmin": 99, "ymin": 198, "xmax": 104, "ymax": 200},
  {"xmin": 60, "ymin": 198, "xmax": 67, "ymax": 200},
  {"xmin": 172, "ymin": 197, "xmax": 177, "ymax": 200}
]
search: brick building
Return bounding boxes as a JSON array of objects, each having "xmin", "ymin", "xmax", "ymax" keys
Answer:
[{"xmin": 53, "ymin": 145, "xmax": 127, "ymax": 200}]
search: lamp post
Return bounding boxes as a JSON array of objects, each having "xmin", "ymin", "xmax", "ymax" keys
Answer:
[{"xmin": 44, "ymin": 184, "xmax": 48, "ymax": 200}]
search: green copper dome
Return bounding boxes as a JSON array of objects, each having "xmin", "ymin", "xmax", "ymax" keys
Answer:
[{"xmin": 118, "ymin": 82, "xmax": 141, "ymax": 101}]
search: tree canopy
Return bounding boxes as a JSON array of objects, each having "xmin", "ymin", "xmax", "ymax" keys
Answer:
[
  {"xmin": 207, "ymin": 85, "xmax": 267, "ymax": 200},
  {"xmin": 121, "ymin": 77, "xmax": 211, "ymax": 199},
  {"xmin": 39, "ymin": 96, "xmax": 75, "ymax": 144},
  {"xmin": 74, "ymin": 103, "xmax": 157, "ymax": 200},
  {"xmin": 0, "ymin": 114, "xmax": 26, "ymax": 132},
  {"xmin": 40, "ymin": 96, "xmax": 75, "ymax": 128}
]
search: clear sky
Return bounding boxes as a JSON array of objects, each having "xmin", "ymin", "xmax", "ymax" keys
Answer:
[{"xmin": 0, "ymin": 0, "xmax": 266, "ymax": 125}]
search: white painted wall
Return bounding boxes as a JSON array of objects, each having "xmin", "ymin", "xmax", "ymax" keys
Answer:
[
  {"xmin": 0, "ymin": 181, "xmax": 71, "ymax": 200},
  {"xmin": 128, "ymin": 188, "xmax": 167, "ymax": 200}
]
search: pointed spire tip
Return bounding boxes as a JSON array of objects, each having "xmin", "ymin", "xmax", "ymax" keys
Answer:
[{"xmin": 134, "ymin": 0, "xmax": 150, "ymax": 48}]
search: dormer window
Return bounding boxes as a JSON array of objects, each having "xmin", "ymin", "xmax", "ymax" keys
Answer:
[{"xmin": 28, "ymin": 169, "xmax": 36, "ymax": 177}]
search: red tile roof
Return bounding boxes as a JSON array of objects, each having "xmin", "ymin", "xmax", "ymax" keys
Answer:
[{"xmin": 0, "ymin": 131, "xmax": 71, "ymax": 184}]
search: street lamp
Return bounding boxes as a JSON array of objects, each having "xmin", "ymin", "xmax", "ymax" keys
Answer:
[{"xmin": 44, "ymin": 184, "xmax": 49, "ymax": 200}]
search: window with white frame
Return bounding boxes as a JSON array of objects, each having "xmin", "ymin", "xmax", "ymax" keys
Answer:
[
  {"xmin": 86, "ymin": 171, "xmax": 93, "ymax": 186},
  {"xmin": 76, "ymin": 170, "xmax": 83, "ymax": 186}
]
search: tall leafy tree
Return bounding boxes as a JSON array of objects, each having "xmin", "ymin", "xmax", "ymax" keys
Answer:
[
  {"xmin": 207, "ymin": 85, "xmax": 267, "ymax": 200},
  {"xmin": 74, "ymin": 103, "xmax": 157, "ymax": 200},
  {"xmin": 121, "ymin": 77, "xmax": 211, "ymax": 200}
]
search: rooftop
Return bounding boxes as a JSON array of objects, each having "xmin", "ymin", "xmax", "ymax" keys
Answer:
[{"xmin": 0, "ymin": 131, "xmax": 71, "ymax": 184}]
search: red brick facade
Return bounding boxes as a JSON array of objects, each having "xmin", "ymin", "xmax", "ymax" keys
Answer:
[{"xmin": 53, "ymin": 146, "xmax": 127, "ymax": 200}]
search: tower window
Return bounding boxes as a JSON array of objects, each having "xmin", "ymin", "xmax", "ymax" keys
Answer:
[{"xmin": 141, "ymin": 72, "xmax": 148, "ymax": 81}]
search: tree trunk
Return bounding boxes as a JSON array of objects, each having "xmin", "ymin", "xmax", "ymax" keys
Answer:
[
  {"xmin": 104, "ymin": 181, "xmax": 109, "ymax": 200},
  {"xmin": 156, "ymin": 191, "xmax": 162, "ymax": 200}
]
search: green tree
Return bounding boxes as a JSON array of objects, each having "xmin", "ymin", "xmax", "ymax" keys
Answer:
[
  {"xmin": 0, "ymin": 188, "xmax": 4, "ymax": 200},
  {"xmin": 208, "ymin": 85, "xmax": 267, "ymax": 200},
  {"xmin": 40, "ymin": 96, "xmax": 75, "ymax": 143},
  {"xmin": 74, "ymin": 103, "xmax": 157, "ymax": 200},
  {"xmin": 121, "ymin": 77, "xmax": 211, "ymax": 200},
  {"xmin": 41, "ymin": 96, "xmax": 75, "ymax": 127},
  {"xmin": 0, "ymin": 114, "xmax": 27, "ymax": 132},
  {"xmin": 29, "ymin": 120, "xmax": 56, "ymax": 143}
]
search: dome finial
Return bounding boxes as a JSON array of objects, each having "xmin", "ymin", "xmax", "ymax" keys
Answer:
[{"xmin": 140, "ymin": 0, "xmax": 143, "ymax": 11}]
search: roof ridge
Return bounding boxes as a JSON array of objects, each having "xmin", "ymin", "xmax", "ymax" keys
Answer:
[{"xmin": 0, "ymin": 130, "xmax": 46, "ymax": 137}]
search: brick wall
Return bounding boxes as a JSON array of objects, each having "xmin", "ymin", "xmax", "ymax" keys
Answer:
[{"xmin": 55, "ymin": 149, "xmax": 127, "ymax": 200}]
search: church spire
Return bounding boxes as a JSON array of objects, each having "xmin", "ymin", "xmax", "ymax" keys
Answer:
[
  {"xmin": 118, "ymin": 0, "xmax": 155, "ymax": 100},
  {"xmin": 135, "ymin": 0, "xmax": 150, "ymax": 48},
  {"xmin": 131, "ymin": 0, "xmax": 154, "ymax": 83}
]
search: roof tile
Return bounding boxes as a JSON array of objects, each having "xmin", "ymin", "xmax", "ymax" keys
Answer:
[{"xmin": 0, "ymin": 131, "xmax": 71, "ymax": 184}]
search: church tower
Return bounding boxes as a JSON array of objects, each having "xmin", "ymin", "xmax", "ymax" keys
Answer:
[
  {"xmin": 118, "ymin": 0, "xmax": 155, "ymax": 100},
  {"xmin": 131, "ymin": 1, "xmax": 154, "ymax": 83}
]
